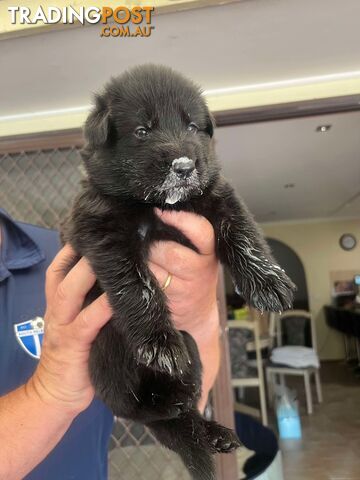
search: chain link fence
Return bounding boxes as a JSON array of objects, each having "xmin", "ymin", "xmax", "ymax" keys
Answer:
[
  {"xmin": 0, "ymin": 145, "xmax": 190, "ymax": 479},
  {"xmin": 0, "ymin": 148, "xmax": 83, "ymax": 229}
]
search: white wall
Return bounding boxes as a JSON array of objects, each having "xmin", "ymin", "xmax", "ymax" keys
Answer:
[{"xmin": 262, "ymin": 218, "xmax": 360, "ymax": 360}]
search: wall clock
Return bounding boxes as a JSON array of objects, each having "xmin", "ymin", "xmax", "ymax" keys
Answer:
[{"xmin": 339, "ymin": 233, "xmax": 357, "ymax": 251}]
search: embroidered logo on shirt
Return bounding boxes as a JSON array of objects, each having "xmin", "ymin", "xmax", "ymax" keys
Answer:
[{"xmin": 14, "ymin": 317, "xmax": 44, "ymax": 359}]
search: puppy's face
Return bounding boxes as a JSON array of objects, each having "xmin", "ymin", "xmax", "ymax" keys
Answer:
[{"xmin": 82, "ymin": 65, "xmax": 220, "ymax": 205}]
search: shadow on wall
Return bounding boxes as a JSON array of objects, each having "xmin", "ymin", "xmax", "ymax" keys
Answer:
[{"xmin": 267, "ymin": 238, "xmax": 309, "ymax": 311}]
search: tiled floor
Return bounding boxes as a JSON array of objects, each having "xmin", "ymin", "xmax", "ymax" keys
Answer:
[{"xmin": 272, "ymin": 361, "xmax": 360, "ymax": 480}]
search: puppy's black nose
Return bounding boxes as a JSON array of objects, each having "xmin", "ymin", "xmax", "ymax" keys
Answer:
[{"xmin": 172, "ymin": 157, "xmax": 195, "ymax": 178}]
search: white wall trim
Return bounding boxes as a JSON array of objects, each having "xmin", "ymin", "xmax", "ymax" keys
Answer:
[{"xmin": 260, "ymin": 215, "xmax": 360, "ymax": 227}]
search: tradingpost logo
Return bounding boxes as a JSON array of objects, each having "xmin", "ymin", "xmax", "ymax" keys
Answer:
[{"xmin": 7, "ymin": 5, "xmax": 155, "ymax": 37}]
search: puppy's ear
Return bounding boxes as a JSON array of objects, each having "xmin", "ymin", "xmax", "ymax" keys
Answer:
[
  {"xmin": 205, "ymin": 112, "xmax": 215, "ymax": 138},
  {"xmin": 84, "ymin": 95, "xmax": 113, "ymax": 147}
]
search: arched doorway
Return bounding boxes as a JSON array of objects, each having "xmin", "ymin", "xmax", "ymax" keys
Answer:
[{"xmin": 267, "ymin": 238, "xmax": 309, "ymax": 311}]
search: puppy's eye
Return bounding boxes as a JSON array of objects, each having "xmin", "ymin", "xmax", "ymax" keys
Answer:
[
  {"xmin": 134, "ymin": 127, "xmax": 149, "ymax": 139},
  {"xmin": 187, "ymin": 122, "xmax": 199, "ymax": 134}
]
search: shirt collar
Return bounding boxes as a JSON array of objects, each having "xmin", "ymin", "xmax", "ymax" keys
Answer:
[{"xmin": 0, "ymin": 208, "xmax": 45, "ymax": 282}]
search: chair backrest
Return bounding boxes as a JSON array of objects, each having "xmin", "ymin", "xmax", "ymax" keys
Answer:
[
  {"xmin": 268, "ymin": 312, "xmax": 277, "ymax": 349},
  {"xmin": 272, "ymin": 310, "xmax": 317, "ymax": 351},
  {"xmin": 228, "ymin": 319, "xmax": 263, "ymax": 378}
]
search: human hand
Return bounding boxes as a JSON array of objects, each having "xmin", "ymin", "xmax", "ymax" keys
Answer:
[
  {"xmin": 28, "ymin": 246, "xmax": 112, "ymax": 416},
  {"xmin": 149, "ymin": 209, "xmax": 219, "ymax": 332},
  {"xmin": 149, "ymin": 209, "xmax": 221, "ymax": 410}
]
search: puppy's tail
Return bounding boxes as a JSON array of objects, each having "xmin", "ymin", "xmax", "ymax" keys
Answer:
[{"xmin": 147, "ymin": 410, "xmax": 240, "ymax": 480}]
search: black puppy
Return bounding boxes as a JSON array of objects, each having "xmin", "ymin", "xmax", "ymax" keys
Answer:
[{"xmin": 63, "ymin": 64, "xmax": 295, "ymax": 480}]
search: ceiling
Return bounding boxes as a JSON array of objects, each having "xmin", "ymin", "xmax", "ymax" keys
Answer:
[
  {"xmin": 1, "ymin": 0, "xmax": 360, "ymax": 116},
  {"xmin": 0, "ymin": 0, "xmax": 359, "ymax": 223},
  {"xmin": 216, "ymin": 111, "xmax": 360, "ymax": 223}
]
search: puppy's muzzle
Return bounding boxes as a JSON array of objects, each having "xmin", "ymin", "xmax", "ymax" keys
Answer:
[{"xmin": 171, "ymin": 157, "xmax": 195, "ymax": 179}]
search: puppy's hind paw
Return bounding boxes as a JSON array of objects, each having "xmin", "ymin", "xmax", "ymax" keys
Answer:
[
  {"xmin": 136, "ymin": 330, "xmax": 190, "ymax": 377},
  {"xmin": 205, "ymin": 421, "xmax": 241, "ymax": 454}
]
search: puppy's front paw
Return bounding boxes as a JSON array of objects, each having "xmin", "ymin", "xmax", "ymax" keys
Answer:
[
  {"xmin": 254, "ymin": 266, "xmax": 296, "ymax": 312},
  {"xmin": 136, "ymin": 330, "xmax": 190, "ymax": 376},
  {"xmin": 236, "ymin": 261, "xmax": 296, "ymax": 312}
]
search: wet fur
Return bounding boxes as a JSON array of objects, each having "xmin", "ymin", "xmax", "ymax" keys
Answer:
[{"xmin": 62, "ymin": 65, "xmax": 295, "ymax": 480}]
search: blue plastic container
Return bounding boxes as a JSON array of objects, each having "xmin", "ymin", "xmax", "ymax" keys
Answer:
[{"xmin": 276, "ymin": 398, "xmax": 302, "ymax": 439}]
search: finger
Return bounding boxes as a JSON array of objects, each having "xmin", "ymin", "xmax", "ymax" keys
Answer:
[
  {"xmin": 49, "ymin": 257, "xmax": 97, "ymax": 326},
  {"xmin": 154, "ymin": 209, "xmax": 215, "ymax": 255},
  {"xmin": 147, "ymin": 261, "xmax": 168, "ymax": 286},
  {"xmin": 45, "ymin": 244, "xmax": 78, "ymax": 305},
  {"xmin": 148, "ymin": 260, "xmax": 181, "ymax": 294},
  {"xmin": 71, "ymin": 293, "xmax": 112, "ymax": 344},
  {"xmin": 148, "ymin": 240, "xmax": 203, "ymax": 281}
]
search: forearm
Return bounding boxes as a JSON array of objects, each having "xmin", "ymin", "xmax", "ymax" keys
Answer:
[{"xmin": 0, "ymin": 377, "xmax": 76, "ymax": 480}]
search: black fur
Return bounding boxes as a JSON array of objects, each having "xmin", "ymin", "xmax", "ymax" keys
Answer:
[{"xmin": 63, "ymin": 64, "xmax": 295, "ymax": 479}]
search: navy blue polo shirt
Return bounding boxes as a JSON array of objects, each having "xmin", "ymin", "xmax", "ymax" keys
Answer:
[{"xmin": 0, "ymin": 208, "xmax": 114, "ymax": 480}]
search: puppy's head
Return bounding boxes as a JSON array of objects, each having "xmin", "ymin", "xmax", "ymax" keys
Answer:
[{"xmin": 82, "ymin": 64, "xmax": 219, "ymax": 205}]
